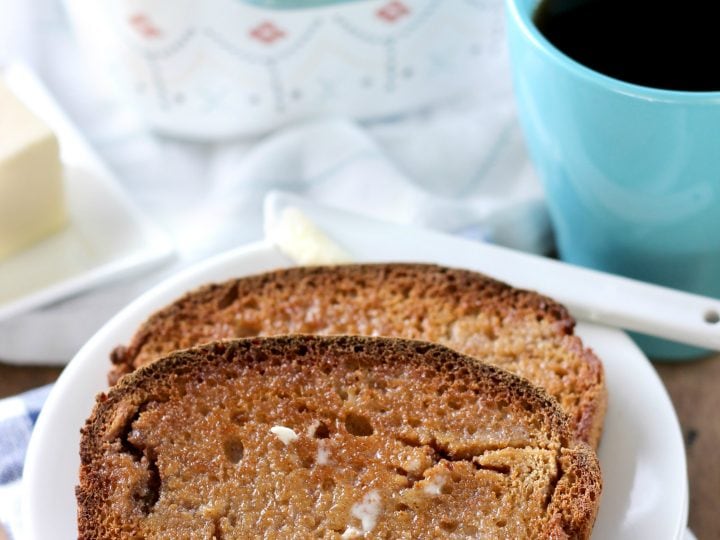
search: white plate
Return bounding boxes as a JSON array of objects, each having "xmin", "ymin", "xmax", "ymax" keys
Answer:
[
  {"xmin": 0, "ymin": 65, "xmax": 174, "ymax": 322},
  {"xmin": 23, "ymin": 200, "xmax": 688, "ymax": 539}
]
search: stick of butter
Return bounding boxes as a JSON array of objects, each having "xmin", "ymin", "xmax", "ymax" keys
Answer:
[
  {"xmin": 0, "ymin": 81, "xmax": 67, "ymax": 260},
  {"xmin": 268, "ymin": 207, "xmax": 351, "ymax": 265}
]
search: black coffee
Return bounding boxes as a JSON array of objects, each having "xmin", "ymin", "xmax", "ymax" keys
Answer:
[{"xmin": 534, "ymin": 0, "xmax": 720, "ymax": 91}]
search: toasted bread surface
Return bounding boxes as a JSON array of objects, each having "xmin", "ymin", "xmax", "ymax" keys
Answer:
[
  {"xmin": 80, "ymin": 336, "xmax": 601, "ymax": 539},
  {"xmin": 110, "ymin": 264, "xmax": 606, "ymax": 447}
]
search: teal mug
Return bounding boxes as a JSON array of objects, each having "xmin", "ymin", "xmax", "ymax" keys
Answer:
[{"xmin": 506, "ymin": 0, "xmax": 720, "ymax": 359}]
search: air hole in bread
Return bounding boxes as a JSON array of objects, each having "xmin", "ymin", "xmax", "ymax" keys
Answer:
[
  {"xmin": 310, "ymin": 420, "xmax": 330, "ymax": 439},
  {"xmin": 211, "ymin": 518, "xmax": 226, "ymax": 540},
  {"xmin": 440, "ymin": 518, "xmax": 458, "ymax": 531},
  {"xmin": 553, "ymin": 367, "xmax": 568, "ymax": 377},
  {"xmin": 448, "ymin": 399, "xmax": 462, "ymax": 410},
  {"xmin": 397, "ymin": 433, "xmax": 422, "ymax": 447},
  {"xmin": 116, "ymin": 404, "xmax": 147, "ymax": 461},
  {"xmin": 543, "ymin": 463, "xmax": 564, "ymax": 511},
  {"xmin": 264, "ymin": 357, "xmax": 280, "ymax": 370},
  {"xmin": 344, "ymin": 412, "xmax": 373, "ymax": 436},
  {"xmin": 223, "ymin": 436, "xmax": 244, "ymax": 464},
  {"xmin": 217, "ymin": 284, "xmax": 239, "ymax": 309},
  {"xmin": 296, "ymin": 402, "xmax": 310, "ymax": 413},
  {"xmin": 211, "ymin": 343, "xmax": 227, "ymax": 355},
  {"xmin": 321, "ymin": 477, "xmax": 335, "ymax": 491},
  {"xmin": 240, "ymin": 296, "xmax": 259, "ymax": 310},
  {"xmin": 131, "ymin": 453, "xmax": 161, "ymax": 515},
  {"xmin": 250, "ymin": 350, "xmax": 268, "ymax": 364},
  {"xmin": 474, "ymin": 463, "xmax": 511, "ymax": 475}
]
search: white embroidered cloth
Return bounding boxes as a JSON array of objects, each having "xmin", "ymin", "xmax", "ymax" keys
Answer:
[{"xmin": 0, "ymin": 0, "xmax": 549, "ymax": 363}]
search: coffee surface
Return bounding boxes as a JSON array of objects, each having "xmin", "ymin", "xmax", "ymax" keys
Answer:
[{"xmin": 534, "ymin": 0, "xmax": 720, "ymax": 91}]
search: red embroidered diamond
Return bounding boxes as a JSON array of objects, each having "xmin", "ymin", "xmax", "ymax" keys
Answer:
[
  {"xmin": 249, "ymin": 21, "xmax": 286, "ymax": 44},
  {"xmin": 376, "ymin": 1, "xmax": 410, "ymax": 23},
  {"xmin": 129, "ymin": 13, "xmax": 162, "ymax": 39}
]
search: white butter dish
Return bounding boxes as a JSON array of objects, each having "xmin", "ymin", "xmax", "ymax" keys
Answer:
[{"xmin": 0, "ymin": 64, "xmax": 174, "ymax": 322}]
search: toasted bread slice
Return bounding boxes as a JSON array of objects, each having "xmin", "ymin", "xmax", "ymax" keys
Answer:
[
  {"xmin": 80, "ymin": 336, "xmax": 601, "ymax": 539},
  {"xmin": 110, "ymin": 264, "xmax": 606, "ymax": 447}
]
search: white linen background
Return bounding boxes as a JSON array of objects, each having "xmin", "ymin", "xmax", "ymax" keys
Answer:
[{"xmin": 0, "ymin": 0, "xmax": 549, "ymax": 363}]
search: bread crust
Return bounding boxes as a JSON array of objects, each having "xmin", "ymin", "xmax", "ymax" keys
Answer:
[
  {"xmin": 109, "ymin": 264, "xmax": 606, "ymax": 448},
  {"xmin": 82, "ymin": 336, "xmax": 601, "ymax": 539}
]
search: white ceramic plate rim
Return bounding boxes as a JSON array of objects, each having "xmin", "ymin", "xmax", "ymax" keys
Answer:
[{"xmin": 23, "ymin": 209, "xmax": 688, "ymax": 539}]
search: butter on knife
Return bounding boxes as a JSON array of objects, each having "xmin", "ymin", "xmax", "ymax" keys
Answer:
[
  {"xmin": 0, "ymin": 80, "xmax": 67, "ymax": 260},
  {"xmin": 267, "ymin": 206, "xmax": 351, "ymax": 265}
]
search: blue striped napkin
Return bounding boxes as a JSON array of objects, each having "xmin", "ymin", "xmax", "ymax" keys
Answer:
[{"xmin": 0, "ymin": 385, "xmax": 51, "ymax": 540}]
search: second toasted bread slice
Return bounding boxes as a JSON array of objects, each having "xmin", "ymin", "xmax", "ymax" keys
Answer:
[{"xmin": 110, "ymin": 264, "xmax": 606, "ymax": 447}]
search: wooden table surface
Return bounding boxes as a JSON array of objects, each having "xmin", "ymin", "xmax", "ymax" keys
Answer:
[{"xmin": 1, "ymin": 354, "xmax": 717, "ymax": 539}]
